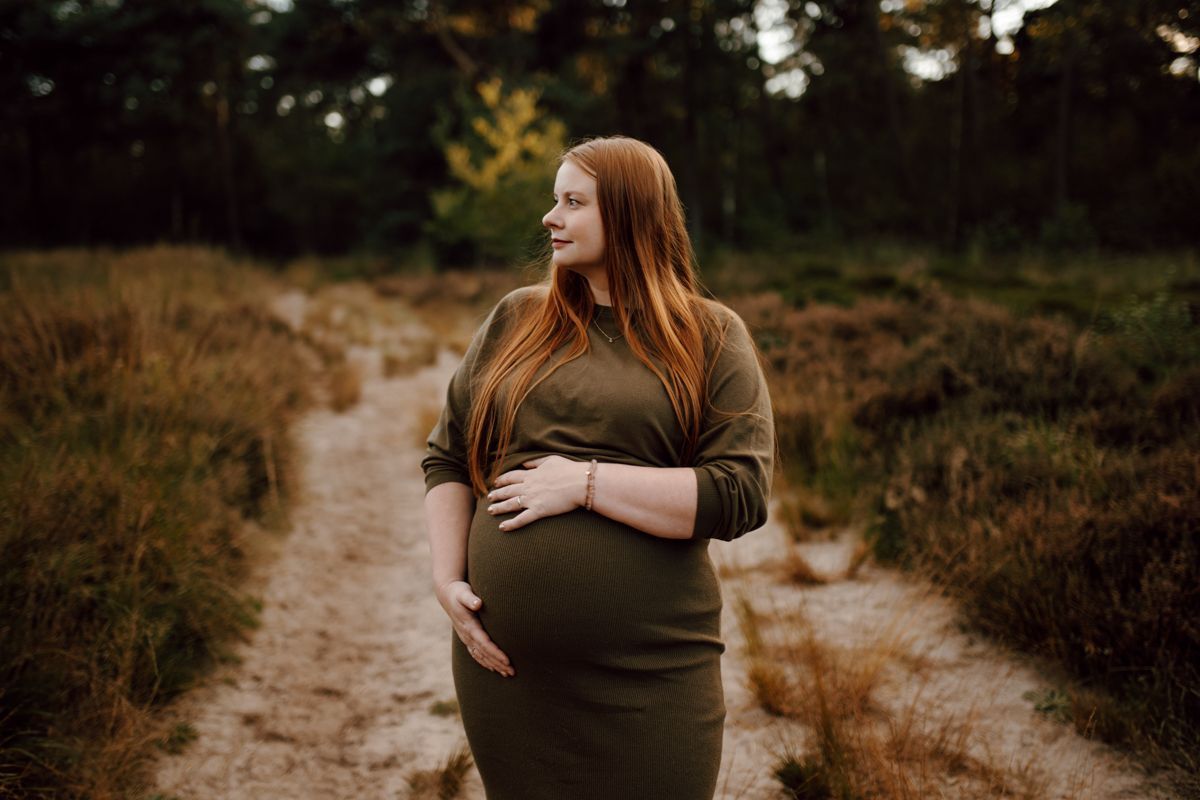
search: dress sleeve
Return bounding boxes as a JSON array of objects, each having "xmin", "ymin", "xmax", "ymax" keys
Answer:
[
  {"xmin": 420, "ymin": 288, "xmax": 529, "ymax": 494},
  {"xmin": 690, "ymin": 308, "xmax": 776, "ymax": 541}
]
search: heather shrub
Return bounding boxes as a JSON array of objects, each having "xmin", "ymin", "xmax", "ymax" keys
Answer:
[
  {"xmin": 733, "ymin": 281, "xmax": 1200, "ymax": 787},
  {"xmin": 0, "ymin": 248, "xmax": 315, "ymax": 798}
]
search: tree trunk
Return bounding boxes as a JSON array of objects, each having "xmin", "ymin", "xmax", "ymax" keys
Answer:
[
  {"xmin": 24, "ymin": 101, "xmax": 45, "ymax": 247},
  {"xmin": 963, "ymin": 21, "xmax": 981, "ymax": 242},
  {"xmin": 214, "ymin": 77, "xmax": 242, "ymax": 252},
  {"xmin": 681, "ymin": 0, "xmax": 705, "ymax": 251},
  {"xmin": 868, "ymin": 3, "xmax": 918, "ymax": 223},
  {"xmin": 722, "ymin": 112, "xmax": 738, "ymax": 244},
  {"xmin": 756, "ymin": 79, "xmax": 790, "ymax": 211},
  {"xmin": 807, "ymin": 84, "xmax": 837, "ymax": 235},
  {"xmin": 946, "ymin": 43, "xmax": 966, "ymax": 248},
  {"xmin": 428, "ymin": 0, "xmax": 478, "ymax": 78},
  {"xmin": 1054, "ymin": 45, "xmax": 1074, "ymax": 213}
]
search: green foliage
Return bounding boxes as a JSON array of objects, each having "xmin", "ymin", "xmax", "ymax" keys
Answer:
[
  {"xmin": 427, "ymin": 78, "xmax": 566, "ymax": 268},
  {"xmin": 1023, "ymin": 687, "xmax": 1073, "ymax": 725},
  {"xmin": 1040, "ymin": 203, "xmax": 1097, "ymax": 251},
  {"xmin": 3, "ymin": 0, "xmax": 1198, "ymax": 256},
  {"xmin": 428, "ymin": 698, "xmax": 460, "ymax": 717},
  {"xmin": 1096, "ymin": 282, "xmax": 1200, "ymax": 374},
  {"xmin": 866, "ymin": 504, "xmax": 908, "ymax": 567}
]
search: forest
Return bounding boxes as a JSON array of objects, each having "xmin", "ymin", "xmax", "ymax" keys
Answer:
[{"xmin": 3, "ymin": 0, "xmax": 1198, "ymax": 261}]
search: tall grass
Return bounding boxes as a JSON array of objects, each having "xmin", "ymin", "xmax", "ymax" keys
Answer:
[
  {"xmin": 729, "ymin": 269, "xmax": 1200, "ymax": 791},
  {"xmin": 0, "ymin": 247, "xmax": 316, "ymax": 798},
  {"xmin": 736, "ymin": 590, "xmax": 1050, "ymax": 799}
]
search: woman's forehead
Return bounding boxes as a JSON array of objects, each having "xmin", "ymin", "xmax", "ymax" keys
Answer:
[{"xmin": 554, "ymin": 161, "xmax": 595, "ymax": 195}]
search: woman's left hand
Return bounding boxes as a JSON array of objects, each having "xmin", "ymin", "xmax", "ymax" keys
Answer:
[{"xmin": 486, "ymin": 455, "xmax": 589, "ymax": 532}]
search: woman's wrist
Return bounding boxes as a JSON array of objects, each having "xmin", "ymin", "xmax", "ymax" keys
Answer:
[
  {"xmin": 581, "ymin": 459, "xmax": 598, "ymax": 510},
  {"xmin": 434, "ymin": 575, "xmax": 465, "ymax": 594}
]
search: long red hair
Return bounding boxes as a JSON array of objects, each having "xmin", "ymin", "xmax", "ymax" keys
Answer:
[{"xmin": 464, "ymin": 135, "xmax": 731, "ymax": 495}]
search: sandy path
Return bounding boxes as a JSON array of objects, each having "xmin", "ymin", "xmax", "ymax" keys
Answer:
[
  {"xmin": 150, "ymin": 288, "xmax": 1169, "ymax": 800},
  {"xmin": 709, "ymin": 527, "xmax": 1169, "ymax": 799}
]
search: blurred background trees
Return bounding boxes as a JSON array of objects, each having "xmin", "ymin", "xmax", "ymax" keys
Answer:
[
  {"xmin": 1, "ymin": 0, "xmax": 1197, "ymax": 262},
  {"xmin": 427, "ymin": 76, "xmax": 566, "ymax": 266}
]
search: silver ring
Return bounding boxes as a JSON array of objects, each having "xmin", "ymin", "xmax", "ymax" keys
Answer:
[{"xmin": 516, "ymin": 495, "xmax": 524, "ymax": 508}]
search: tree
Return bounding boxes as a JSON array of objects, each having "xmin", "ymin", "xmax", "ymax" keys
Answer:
[{"xmin": 427, "ymin": 76, "xmax": 566, "ymax": 266}]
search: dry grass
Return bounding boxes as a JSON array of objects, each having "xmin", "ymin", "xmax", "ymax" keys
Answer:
[
  {"xmin": 736, "ymin": 589, "xmax": 1059, "ymax": 799},
  {"xmin": 782, "ymin": 546, "xmax": 829, "ymax": 586},
  {"xmin": 287, "ymin": 277, "xmax": 452, "ymax": 386},
  {"xmin": 844, "ymin": 540, "xmax": 871, "ymax": 580},
  {"xmin": 731, "ymin": 281, "xmax": 1200, "ymax": 788},
  {"xmin": 372, "ymin": 268, "xmax": 526, "ymax": 349},
  {"xmin": 0, "ymin": 247, "xmax": 317, "ymax": 798},
  {"xmin": 775, "ymin": 477, "xmax": 839, "ymax": 542},
  {"xmin": 405, "ymin": 743, "xmax": 474, "ymax": 800},
  {"xmin": 328, "ymin": 360, "xmax": 363, "ymax": 412},
  {"xmin": 383, "ymin": 338, "xmax": 440, "ymax": 378}
]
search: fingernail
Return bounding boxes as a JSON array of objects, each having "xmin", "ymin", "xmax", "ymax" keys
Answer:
[
  {"xmin": 487, "ymin": 505, "xmax": 495, "ymax": 513},
  {"xmin": 498, "ymin": 522, "xmax": 508, "ymax": 530}
]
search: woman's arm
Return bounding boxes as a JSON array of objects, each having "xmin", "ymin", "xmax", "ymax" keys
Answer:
[
  {"xmin": 488, "ymin": 458, "xmax": 697, "ymax": 540},
  {"xmin": 425, "ymin": 481, "xmax": 475, "ymax": 590},
  {"xmin": 589, "ymin": 463, "xmax": 697, "ymax": 539},
  {"xmin": 425, "ymin": 481, "xmax": 515, "ymax": 677}
]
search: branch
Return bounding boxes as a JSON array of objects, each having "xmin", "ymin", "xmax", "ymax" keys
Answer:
[{"xmin": 427, "ymin": 1, "xmax": 478, "ymax": 79}]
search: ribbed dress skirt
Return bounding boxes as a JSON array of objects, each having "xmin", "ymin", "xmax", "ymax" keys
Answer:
[{"xmin": 451, "ymin": 496, "xmax": 726, "ymax": 800}]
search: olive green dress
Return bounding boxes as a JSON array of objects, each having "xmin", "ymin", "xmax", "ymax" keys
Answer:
[{"xmin": 421, "ymin": 287, "xmax": 774, "ymax": 800}]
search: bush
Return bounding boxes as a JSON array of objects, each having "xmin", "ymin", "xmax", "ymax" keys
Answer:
[
  {"xmin": 0, "ymin": 248, "xmax": 315, "ymax": 798},
  {"xmin": 733, "ymin": 281, "xmax": 1200, "ymax": 789},
  {"xmin": 426, "ymin": 78, "xmax": 566, "ymax": 268}
]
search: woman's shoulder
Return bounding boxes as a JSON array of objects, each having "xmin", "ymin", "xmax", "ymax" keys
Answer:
[
  {"xmin": 499, "ymin": 283, "xmax": 548, "ymax": 305},
  {"xmin": 693, "ymin": 295, "xmax": 742, "ymax": 327},
  {"xmin": 477, "ymin": 284, "xmax": 547, "ymax": 332},
  {"xmin": 692, "ymin": 296, "xmax": 755, "ymax": 350},
  {"xmin": 492, "ymin": 284, "xmax": 548, "ymax": 319}
]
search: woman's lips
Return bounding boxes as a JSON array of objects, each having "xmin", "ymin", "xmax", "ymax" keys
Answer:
[{"xmin": 552, "ymin": 240, "xmax": 571, "ymax": 248}]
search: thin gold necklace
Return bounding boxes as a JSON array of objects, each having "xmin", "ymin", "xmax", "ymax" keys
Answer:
[{"xmin": 591, "ymin": 315, "xmax": 624, "ymax": 343}]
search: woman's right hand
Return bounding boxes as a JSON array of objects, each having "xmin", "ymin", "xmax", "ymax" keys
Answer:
[{"xmin": 436, "ymin": 579, "xmax": 515, "ymax": 678}]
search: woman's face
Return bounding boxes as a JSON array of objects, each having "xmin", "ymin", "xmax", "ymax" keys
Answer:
[{"xmin": 542, "ymin": 160, "xmax": 605, "ymax": 277}]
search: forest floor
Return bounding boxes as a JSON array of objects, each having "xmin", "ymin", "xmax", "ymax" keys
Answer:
[{"xmin": 148, "ymin": 284, "xmax": 1171, "ymax": 800}]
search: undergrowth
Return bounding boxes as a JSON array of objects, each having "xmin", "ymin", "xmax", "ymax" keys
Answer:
[
  {"xmin": 731, "ymin": 272, "xmax": 1199, "ymax": 791},
  {"xmin": 0, "ymin": 247, "xmax": 317, "ymax": 798}
]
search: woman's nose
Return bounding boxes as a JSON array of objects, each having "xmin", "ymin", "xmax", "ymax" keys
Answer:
[{"xmin": 542, "ymin": 208, "xmax": 560, "ymax": 229}]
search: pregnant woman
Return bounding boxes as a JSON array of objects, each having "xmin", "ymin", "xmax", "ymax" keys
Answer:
[{"xmin": 421, "ymin": 135, "xmax": 775, "ymax": 799}]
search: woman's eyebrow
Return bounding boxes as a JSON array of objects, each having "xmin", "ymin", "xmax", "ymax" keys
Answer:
[{"xmin": 553, "ymin": 190, "xmax": 587, "ymax": 198}]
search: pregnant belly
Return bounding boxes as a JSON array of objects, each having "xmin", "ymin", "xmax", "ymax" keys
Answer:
[{"xmin": 466, "ymin": 500, "xmax": 724, "ymax": 668}]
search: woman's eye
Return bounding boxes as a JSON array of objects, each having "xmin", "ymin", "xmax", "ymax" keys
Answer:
[{"xmin": 568, "ymin": 199, "xmax": 578, "ymax": 207}]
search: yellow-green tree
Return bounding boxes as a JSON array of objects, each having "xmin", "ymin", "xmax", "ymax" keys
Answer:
[{"xmin": 428, "ymin": 77, "xmax": 567, "ymax": 267}]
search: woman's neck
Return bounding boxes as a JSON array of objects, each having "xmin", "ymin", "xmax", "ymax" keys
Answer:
[{"xmin": 588, "ymin": 281, "xmax": 612, "ymax": 307}]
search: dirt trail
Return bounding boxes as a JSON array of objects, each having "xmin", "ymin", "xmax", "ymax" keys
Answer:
[{"xmin": 151, "ymin": 288, "xmax": 1168, "ymax": 800}]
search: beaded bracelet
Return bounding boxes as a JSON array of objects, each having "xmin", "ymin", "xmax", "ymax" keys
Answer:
[{"xmin": 584, "ymin": 458, "xmax": 598, "ymax": 511}]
